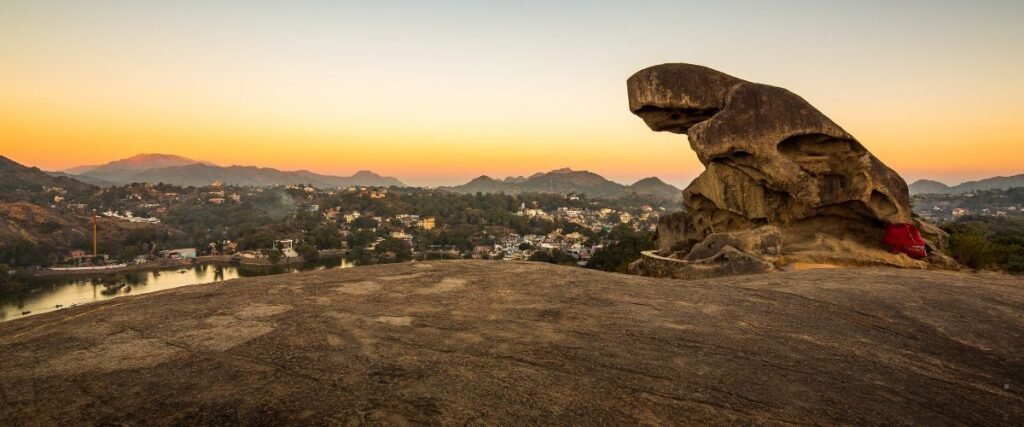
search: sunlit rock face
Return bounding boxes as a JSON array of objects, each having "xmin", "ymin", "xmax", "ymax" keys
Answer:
[{"xmin": 627, "ymin": 63, "xmax": 952, "ymax": 273}]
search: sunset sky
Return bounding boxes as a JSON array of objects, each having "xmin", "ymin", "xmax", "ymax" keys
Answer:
[{"xmin": 2, "ymin": 1, "xmax": 1021, "ymax": 187}]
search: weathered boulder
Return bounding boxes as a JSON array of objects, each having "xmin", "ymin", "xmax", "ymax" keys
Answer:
[
  {"xmin": 654, "ymin": 211, "xmax": 692, "ymax": 253},
  {"xmin": 634, "ymin": 226, "xmax": 782, "ymax": 279},
  {"xmin": 627, "ymin": 63, "xmax": 953, "ymax": 276},
  {"xmin": 632, "ymin": 245, "xmax": 777, "ymax": 280},
  {"xmin": 683, "ymin": 225, "xmax": 782, "ymax": 263}
]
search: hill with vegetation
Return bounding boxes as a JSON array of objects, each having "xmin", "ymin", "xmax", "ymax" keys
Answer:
[
  {"xmin": 0, "ymin": 156, "xmax": 96, "ymax": 204},
  {"xmin": 625, "ymin": 177, "xmax": 682, "ymax": 201},
  {"xmin": 0, "ymin": 202, "xmax": 89, "ymax": 253},
  {"xmin": 1, "ymin": 261, "xmax": 1021, "ymax": 424},
  {"xmin": 45, "ymin": 171, "xmax": 116, "ymax": 187}
]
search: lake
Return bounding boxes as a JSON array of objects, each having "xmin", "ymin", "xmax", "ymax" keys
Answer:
[{"xmin": 0, "ymin": 258, "xmax": 355, "ymax": 322}]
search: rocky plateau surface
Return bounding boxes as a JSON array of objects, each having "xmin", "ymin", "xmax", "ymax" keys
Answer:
[{"xmin": 2, "ymin": 261, "xmax": 1022, "ymax": 425}]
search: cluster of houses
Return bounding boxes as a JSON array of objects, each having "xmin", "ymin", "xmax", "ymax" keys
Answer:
[
  {"xmin": 459, "ymin": 205, "xmax": 661, "ymax": 263},
  {"xmin": 949, "ymin": 206, "xmax": 1019, "ymax": 219},
  {"xmin": 158, "ymin": 248, "xmax": 197, "ymax": 260},
  {"xmin": 43, "ymin": 186, "xmax": 67, "ymax": 205},
  {"xmin": 101, "ymin": 210, "xmax": 162, "ymax": 224},
  {"xmin": 471, "ymin": 230, "xmax": 601, "ymax": 264},
  {"xmin": 279, "ymin": 192, "xmax": 659, "ymax": 263},
  {"xmin": 918, "ymin": 204, "xmax": 1021, "ymax": 222},
  {"xmin": 59, "ymin": 247, "xmax": 197, "ymax": 269},
  {"xmin": 48, "ymin": 179, "xmax": 670, "ymax": 268},
  {"xmin": 520, "ymin": 204, "xmax": 657, "ymax": 233},
  {"xmin": 913, "ymin": 190, "xmax": 1024, "ymax": 222},
  {"xmin": 206, "ymin": 181, "xmax": 243, "ymax": 205}
]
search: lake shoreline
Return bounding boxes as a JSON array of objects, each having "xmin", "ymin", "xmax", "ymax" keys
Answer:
[
  {"xmin": 1, "ymin": 256, "xmax": 356, "ymax": 322},
  {"xmin": 21, "ymin": 249, "xmax": 352, "ymax": 279}
]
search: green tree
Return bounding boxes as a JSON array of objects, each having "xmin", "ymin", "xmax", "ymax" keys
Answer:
[
  {"xmin": 586, "ymin": 229, "xmax": 655, "ymax": 273},
  {"xmin": 296, "ymin": 242, "xmax": 320, "ymax": 262},
  {"xmin": 350, "ymin": 247, "xmax": 373, "ymax": 265},
  {"xmin": 948, "ymin": 224, "xmax": 993, "ymax": 269},
  {"xmin": 265, "ymin": 248, "xmax": 283, "ymax": 264},
  {"xmin": 347, "ymin": 229, "xmax": 378, "ymax": 249},
  {"xmin": 375, "ymin": 238, "xmax": 412, "ymax": 262},
  {"xmin": 943, "ymin": 217, "xmax": 1024, "ymax": 272},
  {"xmin": 309, "ymin": 226, "xmax": 342, "ymax": 250},
  {"xmin": 528, "ymin": 249, "xmax": 577, "ymax": 266}
]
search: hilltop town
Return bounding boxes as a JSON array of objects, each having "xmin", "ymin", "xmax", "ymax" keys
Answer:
[
  {"xmin": 913, "ymin": 187, "xmax": 1024, "ymax": 222},
  {"xmin": 5, "ymin": 151, "xmax": 1024, "ymax": 280},
  {"xmin": 1, "ymin": 155, "xmax": 674, "ymax": 278}
]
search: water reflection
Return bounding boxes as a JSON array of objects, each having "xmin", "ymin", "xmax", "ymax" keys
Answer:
[{"xmin": 0, "ymin": 258, "xmax": 354, "ymax": 322}]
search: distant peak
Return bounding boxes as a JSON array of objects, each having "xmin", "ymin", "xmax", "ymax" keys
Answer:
[
  {"xmin": 633, "ymin": 177, "xmax": 667, "ymax": 185},
  {"xmin": 126, "ymin": 153, "xmax": 199, "ymax": 161},
  {"xmin": 76, "ymin": 153, "xmax": 215, "ymax": 171},
  {"xmin": 910, "ymin": 179, "xmax": 949, "ymax": 186}
]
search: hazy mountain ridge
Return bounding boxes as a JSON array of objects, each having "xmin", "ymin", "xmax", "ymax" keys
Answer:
[
  {"xmin": 446, "ymin": 168, "xmax": 682, "ymax": 201},
  {"xmin": 116, "ymin": 164, "xmax": 406, "ymax": 188},
  {"xmin": 65, "ymin": 154, "xmax": 214, "ymax": 182},
  {"xmin": 910, "ymin": 174, "xmax": 1024, "ymax": 194},
  {"xmin": 66, "ymin": 154, "xmax": 406, "ymax": 188},
  {"xmin": 45, "ymin": 171, "xmax": 116, "ymax": 187}
]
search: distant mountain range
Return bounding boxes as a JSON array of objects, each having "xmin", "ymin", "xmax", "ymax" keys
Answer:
[
  {"xmin": 41, "ymin": 152, "xmax": 1024, "ymax": 199},
  {"xmin": 61, "ymin": 154, "xmax": 406, "ymax": 188},
  {"xmin": 909, "ymin": 174, "xmax": 1024, "ymax": 195},
  {"xmin": 9, "ymin": 153, "xmax": 684, "ymax": 199},
  {"xmin": 445, "ymin": 168, "xmax": 682, "ymax": 201}
]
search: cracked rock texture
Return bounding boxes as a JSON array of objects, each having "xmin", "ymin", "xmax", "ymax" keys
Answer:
[
  {"xmin": 628, "ymin": 64, "xmax": 953, "ymax": 273},
  {"xmin": 2, "ymin": 261, "xmax": 1022, "ymax": 425}
]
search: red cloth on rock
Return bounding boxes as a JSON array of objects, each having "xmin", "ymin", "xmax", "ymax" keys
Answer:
[{"xmin": 884, "ymin": 223, "xmax": 927, "ymax": 259}]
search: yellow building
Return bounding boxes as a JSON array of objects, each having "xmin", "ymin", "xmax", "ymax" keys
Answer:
[{"xmin": 419, "ymin": 217, "xmax": 436, "ymax": 230}]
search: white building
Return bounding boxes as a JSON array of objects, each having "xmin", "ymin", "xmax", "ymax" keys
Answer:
[
  {"xmin": 161, "ymin": 248, "xmax": 197, "ymax": 259},
  {"xmin": 274, "ymin": 239, "xmax": 300, "ymax": 258}
]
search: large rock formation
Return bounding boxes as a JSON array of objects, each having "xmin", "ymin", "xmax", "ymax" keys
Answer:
[{"xmin": 627, "ymin": 64, "xmax": 954, "ymax": 277}]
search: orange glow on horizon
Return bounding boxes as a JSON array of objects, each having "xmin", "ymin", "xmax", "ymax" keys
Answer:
[
  {"xmin": 3, "ymin": 82, "xmax": 1021, "ymax": 188},
  {"xmin": 1, "ymin": 2, "xmax": 1021, "ymax": 187}
]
